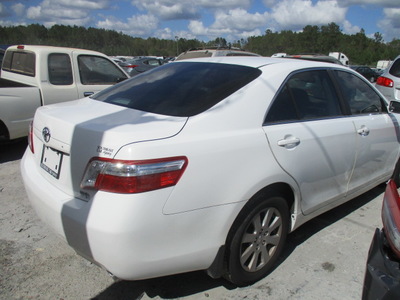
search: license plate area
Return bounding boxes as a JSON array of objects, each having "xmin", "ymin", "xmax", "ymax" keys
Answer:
[{"xmin": 40, "ymin": 145, "xmax": 63, "ymax": 179}]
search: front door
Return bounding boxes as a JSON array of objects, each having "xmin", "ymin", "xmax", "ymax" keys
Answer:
[{"xmin": 334, "ymin": 70, "xmax": 400, "ymax": 192}]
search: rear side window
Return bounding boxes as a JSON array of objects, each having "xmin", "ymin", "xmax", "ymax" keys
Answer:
[
  {"xmin": 389, "ymin": 58, "xmax": 400, "ymax": 78},
  {"xmin": 334, "ymin": 70, "xmax": 386, "ymax": 114},
  {"xmin": 265, "ymin": 70, "xmax": 342, "ymax": 123},
  {"xmin": 78, "ymin": 55, "xmax": 127, "ymax": 85},
  {"xmin": 2, "ymin": 50, "xmax": 35, "ymax": 76},
  {"xmin": 93, "ymin": 62, "xmax": 261, "ymax": 117},
  {"xmin": 48, "ymin": 53, "xmax": 73, "ymax": 85}
]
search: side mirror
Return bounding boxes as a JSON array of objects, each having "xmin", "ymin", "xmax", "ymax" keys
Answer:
[{"xmin": 389, "ymin": 101, "xmax": 400, "ymax": 113}]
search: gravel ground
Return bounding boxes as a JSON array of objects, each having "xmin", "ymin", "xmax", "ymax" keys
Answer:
[{"xmin": 0, "ymin": 139, "xmax": 383, "ymax": 300}]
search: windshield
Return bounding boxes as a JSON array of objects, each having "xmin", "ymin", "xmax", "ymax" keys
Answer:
[{"xmin": 93, "ymin": 62, "xmax": 261, "ymax": 117}]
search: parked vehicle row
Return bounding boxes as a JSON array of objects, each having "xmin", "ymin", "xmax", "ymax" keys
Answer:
[
  {"xmin": 0, "ymin": 45, "xmax": 129, "ymax": 142},
  {"xmin": 21, "ymin": 56, "xmax": 400, "ymax": 286},
  {"xmin": 350, "ymin": 65, "xmax": 380, "ymax": 83},
  {"xmin": 375, "ymin": 55, "xmax": 400, "ymax": 102},
  {"xmin": 118, "ymin": 56, "xmax": 165, "ymax": 77},
  {"xmin": 175, "ymin": 47, "xmax": 260, "ymax": 60},
  {"xmin": 362, "ymin": 179, "xmax": 400, "ymax": 299}
]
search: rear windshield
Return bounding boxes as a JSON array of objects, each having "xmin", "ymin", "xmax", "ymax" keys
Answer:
[
  {"xmin": 93, "ymin": 62, "xmax": 261, "ymax": 117},
  {"xmin": 2, "ymin": 50, "xmax": 35, "ymax": 76}
]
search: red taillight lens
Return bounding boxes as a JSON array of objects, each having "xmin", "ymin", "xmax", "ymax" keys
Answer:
[
  {"xmin": 80, "ymin": 156, "xmax": 188, "ymax": 194},
  {"xmin": 28, "ymin": 122, "xmax": 34, "ymax": 153},
  {"xmin": 382, "ymin": 180, "xmax": 400, "ymax": 258},
  {"xmin": 376, "ymin": 76, "xmax": 394, "ymax": 88},
  {"xmin": 126, "ymin": 65, "xmax": 139, "ymax": 68}
]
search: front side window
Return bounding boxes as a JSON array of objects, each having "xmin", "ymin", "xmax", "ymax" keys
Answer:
[
  {"xmin": 93, "ymin": 62, "xmax": 261, "ymax": 117},
  {"xmin": 78, "ymin": 55, "xmax": 127, "ymax": 85},
  {"xmin": 335, "ymin": 70, "xmax": 386, "ymax": 115},
  {"xmin": 48, "ymin": 53, "xmax": 73, "ymax": 85},
  {"xmin": 265, "ymin": 70, "xmax": 342, "ymax": 124}
]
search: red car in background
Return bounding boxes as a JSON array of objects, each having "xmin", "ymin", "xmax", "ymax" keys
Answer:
[{"xmin": 362, "ymin": 178, "xmax": 400, "ymax": 299}]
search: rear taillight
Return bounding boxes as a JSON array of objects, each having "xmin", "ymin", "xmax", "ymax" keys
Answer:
[
  {"xmin": 28, "ymin": 122, "xmax": 34, "ymax": 153},
  {"xmin": 376, "ymin": 76, "xmax": 394, "ymax": 88},
  {"xmin": 126, "ymin": 65, "xmax": 139, "ymax": 68},
  {"xmin": 80, "ymin": 156, "xmax": 188, "ymax": 194},
  {"xmin": 382, "ymin": 180, "xmax": 400, "ymax": 258}
]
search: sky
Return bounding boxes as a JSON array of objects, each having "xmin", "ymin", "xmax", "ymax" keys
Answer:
[{"xmin": 0, "ymin": 0, "xmax": 399, "ymax": 43}]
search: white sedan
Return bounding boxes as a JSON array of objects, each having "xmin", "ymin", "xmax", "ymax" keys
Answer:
[{"xmin": 21, "ymin": 57, "xmax": 400, "ymax": 286}]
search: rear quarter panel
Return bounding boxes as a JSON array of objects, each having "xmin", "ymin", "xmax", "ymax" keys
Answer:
[{"xmin": 0, "ymin": 85, "xmax": 41, "ymax": 139}]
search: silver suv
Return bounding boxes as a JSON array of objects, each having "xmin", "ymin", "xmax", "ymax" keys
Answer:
[
  {"xmin": 376, "ymin": 55, "xmax": 400, "ymax": 101},
  {"xmin": 175, "ymin": 47, "xmax": 260, "ymax": 61}
]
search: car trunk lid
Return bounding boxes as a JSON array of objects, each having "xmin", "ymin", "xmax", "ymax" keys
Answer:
[{"xmin": 31, "ymin": 98, "xmax": 188, "ymax": 199}]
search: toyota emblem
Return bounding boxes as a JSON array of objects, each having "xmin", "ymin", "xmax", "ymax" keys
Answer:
[{"xmin": 42, "ymin": 127, "xmax": 51, "ymax": 143}]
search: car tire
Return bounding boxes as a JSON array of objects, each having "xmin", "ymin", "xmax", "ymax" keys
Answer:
[{"xmin": 225, "ymin": 194, "xmax": 289, "ymax": 286}]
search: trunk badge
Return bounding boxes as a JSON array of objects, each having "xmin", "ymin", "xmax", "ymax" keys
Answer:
[{"xmin": 42, "ymin": 127, "xmax": 51, "ymax": 143}]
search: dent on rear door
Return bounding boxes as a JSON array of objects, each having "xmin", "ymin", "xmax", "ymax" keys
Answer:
[{"xmin": 263, "ymin": 69, "xmax": 357, "ymax": 215}]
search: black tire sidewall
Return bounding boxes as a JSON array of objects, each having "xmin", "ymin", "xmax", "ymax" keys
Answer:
[{"xmin": 226, "ymin": 195, "xmax": 289, "ymax": 286}]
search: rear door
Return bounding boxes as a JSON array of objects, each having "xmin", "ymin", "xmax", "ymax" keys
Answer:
[
  {"xmin": 263, "ymin": 69, "xmax": 357, "ymax": 215},
  {"xmin": 40, "ymin": 52, "xmax": 79, "ymax": 105}
]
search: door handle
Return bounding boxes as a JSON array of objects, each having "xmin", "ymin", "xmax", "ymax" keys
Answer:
[
  {"xmin": 84, "ymin": 92, "xmax": 94, "ymax": 97},
  {"xmin": 357, "ymin": 126, "xmax": 370, "ymax": 136},
  {"xmin": 277, "ymin": 137, "xmax": 300, "ymax": 148}
]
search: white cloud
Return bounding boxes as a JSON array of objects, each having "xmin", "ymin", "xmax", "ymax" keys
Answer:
[
  {"xmin": 212, "ymin": 9, "xmax": 269, "ymax": 31},
  {"xmin": 336, "ymin": 0, "xmax": 400, "ymax": 8},
  {"xmin": 97, "ymin": 14, "xmax": 159, "ymax": 36},
  {"xmin": 197, "ymin": 0, "xmax": 251, "ymax": 9},
  {"xmin": 271, "ymin": 0, "xmax": 347, "ymax": 30},
  {"xmin": 21, "ymin": 0, "xmax": 111, "ymax": 27},
  {"xmin": 11, "ymin": 3, "xmax": 25, "ymax": 17},
  {"xmin": 187, "ymin": 9, "xmax": 268, "ymax": 40},
  {"xmin": 54, "ymin": 0, "xmax": 110, "ymax": 10},
  {"xmin": 378, "ymin": 8, "xmax": 400, "ymax": 42},
  {"xmin": 132, "ymin": 0, "xmax": 199, "ymax": 20},
  {"xmin": 342, "ymin": 20, "xmax": 360, "ymax": 34},
  {"xmin": 155, "ymin": 27, "xmax": 172, "ymax": 39},
  {"xmin": 188, "ymin": 20, "xmax": 208, "ymax": 35}
]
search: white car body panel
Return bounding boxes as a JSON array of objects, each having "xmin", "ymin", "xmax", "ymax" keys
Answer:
[
  {"xmin": 22, "ymin": 150, "xmax": 245, "ymax": 279},
  {"xmin": 31, "ymin": 98, "xmax": 188, "ymax": 199},
  {"xmin": 265, "ymin": 118, "xmax": 357, "ymax": 215},
  {"xmin": 375, "ymin": 55, "xmax": 400, "ymax": 102},
  {"xmin": 20, "ymin": 56, "xmax": 400, "ymax": 281},
  {"xmin": 348, "ymin": 114, "xmax": 399, "ymax": 190},
  {"xmin": 0, "ymin": 45, "xmax": 129, "ymax": 140},
  {"xmin": 0, "ymin": 86, "xmax": 41, "ymax": 139}
]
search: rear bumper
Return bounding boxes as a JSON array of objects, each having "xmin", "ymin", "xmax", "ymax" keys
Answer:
[
  {"xmin": 20, "ymin": 149, "xmax": 238, "ymax": 280},
  {"xmin": 362, "ymin": 228, "xmax": 400, "ymax": 299}
]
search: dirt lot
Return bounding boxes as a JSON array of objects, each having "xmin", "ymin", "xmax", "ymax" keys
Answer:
[{"xmin": 1, "ymin": 139, "xmax": 384, "ymax": 300}]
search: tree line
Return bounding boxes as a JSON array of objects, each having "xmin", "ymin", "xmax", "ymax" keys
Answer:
[{"xmin": 0, "ymin": 23, "xmax": 399, "ymax": 66}]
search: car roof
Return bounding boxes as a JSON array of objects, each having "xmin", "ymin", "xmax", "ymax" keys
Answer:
[
  {"xmin": 173, "ymin": 56, "xmax": 350, "ymax": 71},
  {"xmin": 284, "ymin": 54, "xmax": 343, "ymax": 65}
]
